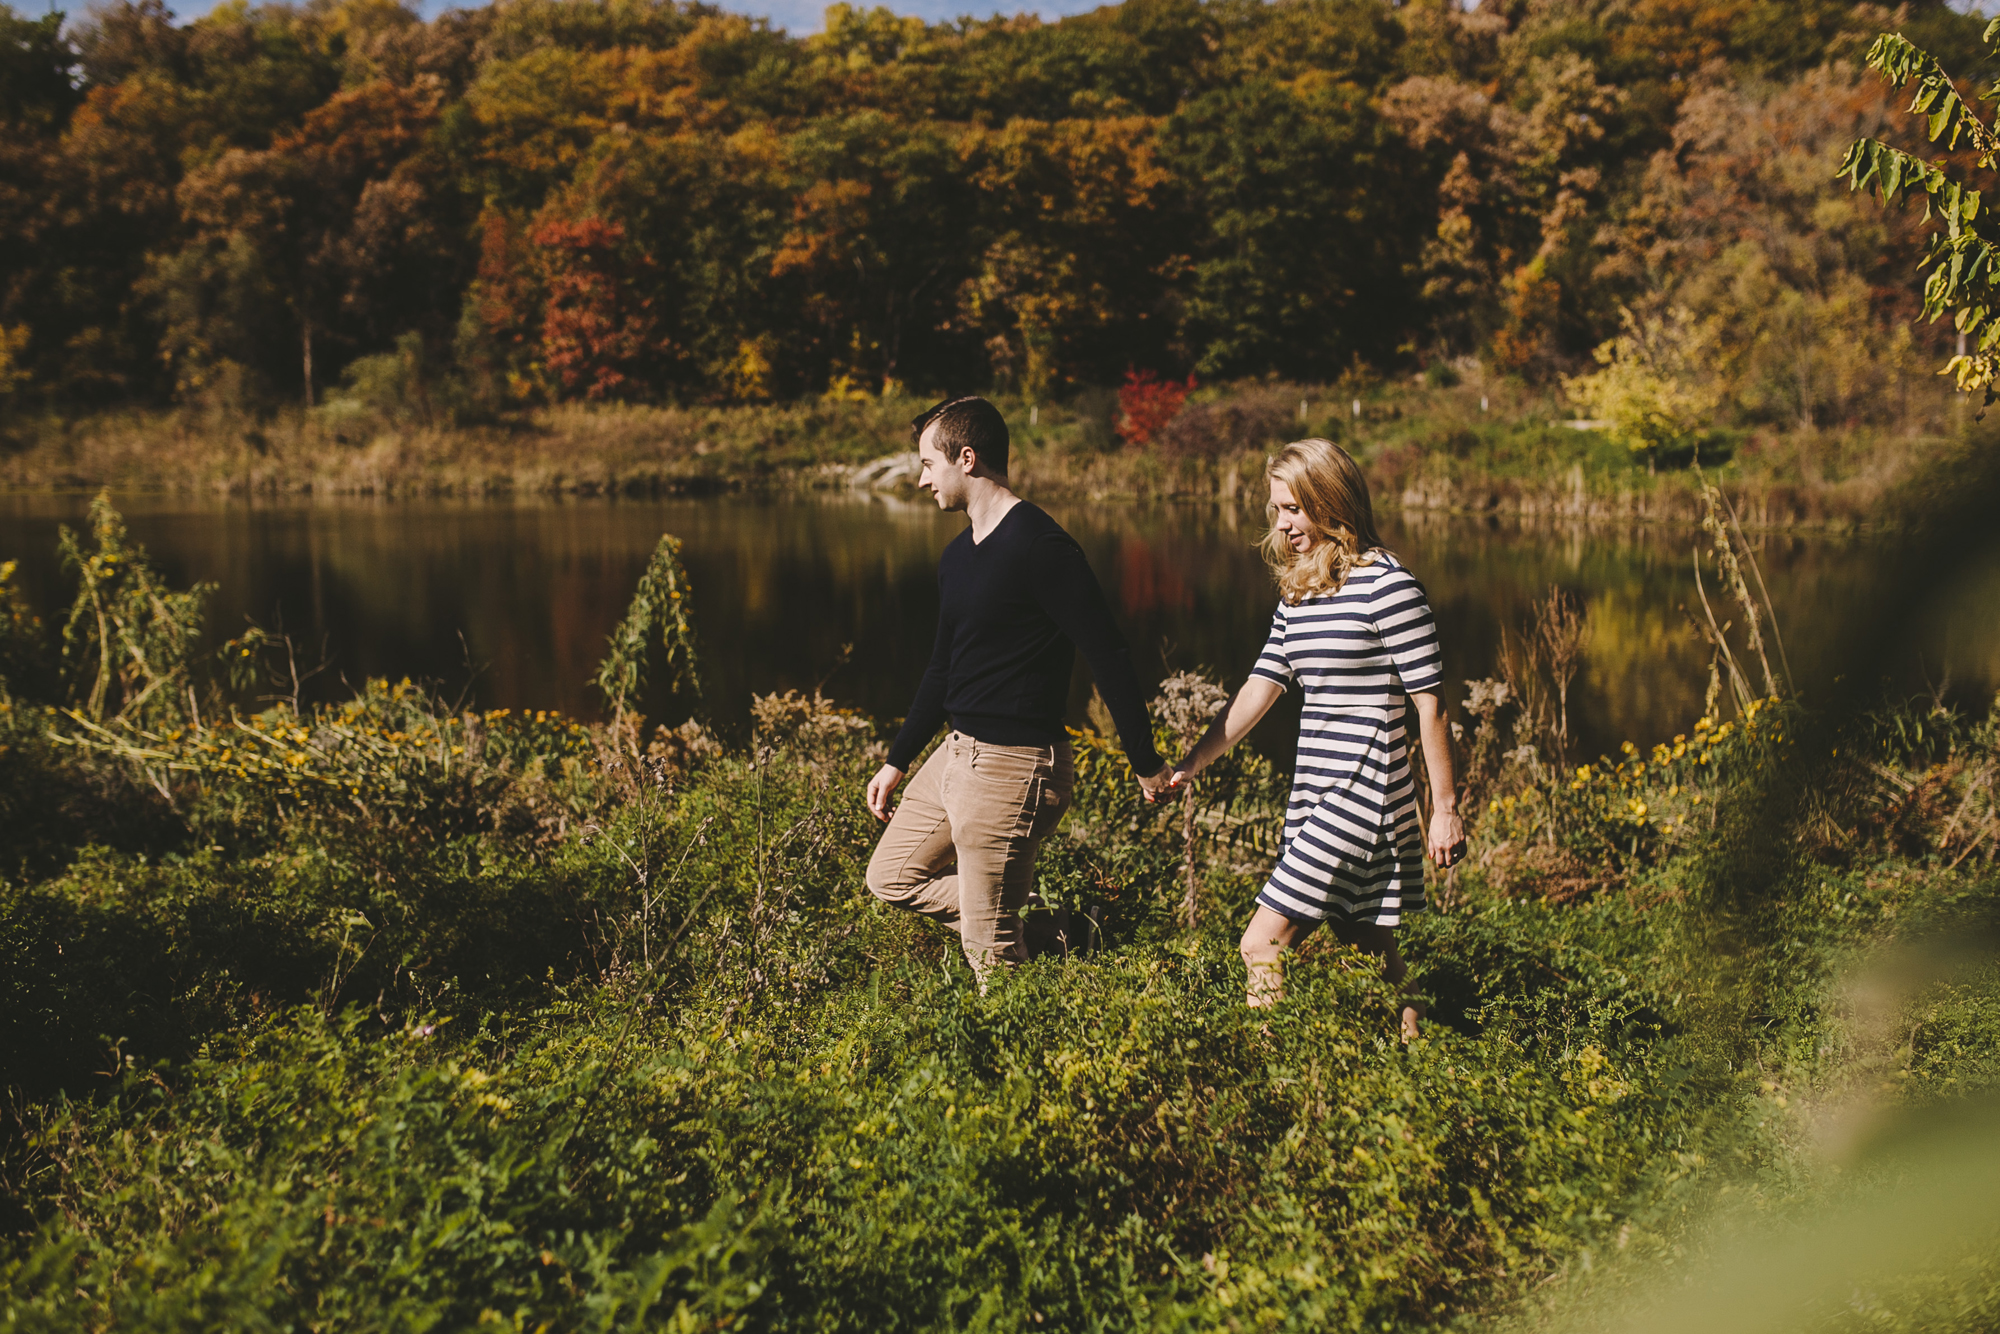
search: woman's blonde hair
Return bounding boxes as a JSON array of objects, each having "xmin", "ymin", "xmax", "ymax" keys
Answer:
[{"xmin": 1261, "ymin": 438, "xmax": 1386, "ymax": 604}]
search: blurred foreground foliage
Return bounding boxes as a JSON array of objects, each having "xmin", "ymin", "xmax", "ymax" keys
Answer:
[{"xmin": 0, "ymin": 503, "xmax": 1997, "ymax": 1330}]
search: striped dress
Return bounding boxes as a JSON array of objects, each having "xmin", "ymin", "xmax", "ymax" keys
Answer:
[{"xmin": 1248, "ymin": 552, "xmax": 1444, "ymax": 926}]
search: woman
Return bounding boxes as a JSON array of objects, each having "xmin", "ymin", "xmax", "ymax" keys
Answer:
[{"xmin": 1166, "ymin": 439, "xmax": 1463, "ymax": 1037}]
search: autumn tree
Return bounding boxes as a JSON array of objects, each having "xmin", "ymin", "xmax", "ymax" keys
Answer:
[
  {"xmin": 771, "ymin": 112, "xmax": 972, "ymax": 395},
  {"xmin": 156, "ymin": 78, "xmax": 445, "ymax": 405},
  {"xmin": 957, "ymin": 115, "xmax": 1171, "ymax": 396},
  {"xmin": 6, "ymin": 0, "xmax": 1989, "ymax": 412},
  {"xmin": 531, "ymin": 216, "xmax": 673, "ymax": 401},
  {"xmin": 1163, "ymin": 75, "xmax": 1416, "ymax": 378},
  {"xmin": 0, "ymin": 4, "xmax": 81, "ymax": 400}
]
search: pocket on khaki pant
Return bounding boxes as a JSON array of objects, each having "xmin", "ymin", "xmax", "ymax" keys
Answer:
[
  {"xmin": 1000, "ymin": 771, "xmax": 1043, "ymax": 839},
  {"xmin": 1028, "ymin": 773, "xmax": 1070, "ymax": 839}
]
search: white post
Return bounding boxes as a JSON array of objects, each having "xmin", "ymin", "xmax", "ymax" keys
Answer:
[{"xmin": 1351, "ymin": 398, "xmax": 1361, "ymax": 420}]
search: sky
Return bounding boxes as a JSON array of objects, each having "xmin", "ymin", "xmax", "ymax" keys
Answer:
[
  {"xmin": 749, "ymin": 0, "xmax": 1108, "ymax": 31},
  {"xmin": 81, "ymin": 0, "xmax": 2000, "ymax": 42},
  {"xmin": 741, "ymin": 0, "xmax": 1106, "ymax": 33},
  {"xmin": 119, "ymin": 0, "xmax": 1115, "ymax": 35}
]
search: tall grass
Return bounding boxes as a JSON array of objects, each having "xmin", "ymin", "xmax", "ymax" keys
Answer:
[{"xmin": 0, "ymin": 501, "xmax": 1996, "ymax": 1329}]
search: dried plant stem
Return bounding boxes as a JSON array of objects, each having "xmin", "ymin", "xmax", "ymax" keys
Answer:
[
  {"xmin": 1696, "ymin": 472, "xmax": 1779, "ymax": 697},
  {"xmin": 1936, "ymin": 761, "xmax": 1992, "ymax": 846},
  {"xmin": 1535, "ymin": 588, "xmax": 1586, "ymax": 756},
  {"xmin": 1690, "ymin": 553, "xmax": 1754, "ymax": 715},
  {"xmin": 1719, "ymin": 488, "xmax": 1795, "ymax": 693},
  {"xmin": 1180, "ymin": 785, "xmax": 1203, "ymax": 928},
  {"xmin": 1947, "ymin": 823, "xmax": 1993, "ymax": 870},
  {"xmin": 645, "ymin": 814, "xmax": 717, "ymax": 967}
]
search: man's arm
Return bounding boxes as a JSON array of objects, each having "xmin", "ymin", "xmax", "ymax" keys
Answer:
[
  {"xmin": 870, "ymin": 599, "xmax": 955, "ymax": 821},
  {"xmin": 1028, "ymin": 533, "xmax": 1164, "ymax": 778},
  {"xmin": 886, "ymin": 608, "xmax": 952, "ymax": 771}
]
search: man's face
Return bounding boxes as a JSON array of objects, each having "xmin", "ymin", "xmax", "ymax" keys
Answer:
[{"xmin": 917, "ymin": 424, "xmax": 970, "ymax": 511}]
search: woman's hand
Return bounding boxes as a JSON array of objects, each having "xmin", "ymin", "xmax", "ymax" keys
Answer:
[
  {"xmin": 1144, "ymin": 761, "xmax": 1194, "ymax": 804},
  {"xmin": 1427, "ymin": 808, "xmax": 1466, "ymax": 868},
  {"xmin": 1410, "ymin": 692, "xmax": 1466, "ymax": 869},
  {"xmin": 1155, "ymin": 678, "xmax": 1286, "ymax": 805}
]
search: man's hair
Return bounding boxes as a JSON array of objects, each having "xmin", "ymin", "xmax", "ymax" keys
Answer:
[{"xmin": 911, "ymin": 396, "xmax": 1009, "ymax": 476}]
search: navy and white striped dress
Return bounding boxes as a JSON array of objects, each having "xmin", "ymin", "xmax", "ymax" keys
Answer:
[{"xmin": 1248, "ymin": 552, "xmax": 1444, "ymax": 926}]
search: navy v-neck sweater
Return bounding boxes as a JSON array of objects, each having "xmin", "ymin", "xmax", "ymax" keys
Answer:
[{"xmin": 886, "ymin": 501, "xmax": 1163, "ymax": 776}]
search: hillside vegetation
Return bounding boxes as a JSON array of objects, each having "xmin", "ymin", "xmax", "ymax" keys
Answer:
[
  {"xmin": 0, "ymin": 375, "xmax": 1976, "ymax": 534},
  {"xmin": 0, "ymin": 0, "xmax": 1985, "ymax": 434}
]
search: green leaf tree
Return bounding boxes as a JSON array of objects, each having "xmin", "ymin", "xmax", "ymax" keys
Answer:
[
  {"xmin": 58, "ymin": 492, "xmax": 213, "ymax": 727},
  {"xmin": 595, "ymin": 534, "xmax": 703, "ymax": 736},
  {"xmin": 1562, "ymin": 306, "xmax": 1719, "ymax": 469},
  {"xmin": 1840, "ymin": 23, "xmax": 2000, "ymax": 403}
]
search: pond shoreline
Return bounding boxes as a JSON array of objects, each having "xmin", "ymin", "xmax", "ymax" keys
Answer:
[
  {"xmin": 1, "ymin": 384, "xmax": 1973, "ymax": 533},
  {"xmin": 0, "ymin": 468, "xmax": 1916, "ymax": 537}
]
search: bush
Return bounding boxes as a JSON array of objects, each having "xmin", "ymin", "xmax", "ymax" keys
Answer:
[
  {"xmin": 1115, "ymin": 369, "xmax": 1195, "ymax": 448},
  {"xmin": 320, "ymin": 331, "xmax": 446, "ymax": 428},
  {"xmin": 1153, "ymin": 386, "xmax": 1298, "ymax": 460}
]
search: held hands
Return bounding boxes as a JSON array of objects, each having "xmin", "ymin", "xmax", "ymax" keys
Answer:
[
  {"xmin": 866, "ymin": 764, "xmax": 905, "ymax": 823},
  {"xmin": 1138, "ymin": 761, "xmax": 1193, "ymax": 804},
  {"xmin": 1428, "ymin": 808, "xmax": 1467, "ymax": 869}
]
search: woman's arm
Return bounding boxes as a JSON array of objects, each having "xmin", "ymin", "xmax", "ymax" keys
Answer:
[
  {"xmin": 1167, "ymin": 676, "xmax": 1287, "ymax": 790},
  {"xmin": 1409, "ymin": 691, "xmax": 1466, "ymax": 865}
]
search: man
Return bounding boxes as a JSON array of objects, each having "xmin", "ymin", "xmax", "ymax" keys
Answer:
[{"xmin": 865, "ymin": 395, "xmax": 1170, "ymax": 981}]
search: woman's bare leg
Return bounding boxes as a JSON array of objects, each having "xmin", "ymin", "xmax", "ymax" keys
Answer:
[
  {"xmin": 1239, "ymin": 906, "xmax": 1313, "ymax": 1008},
  {"xmin": 1240, "ymin": 912, "xmax": 1422, "ymax": 1037},
  {"xmin": 1329, "ymin": 921, "xmax": 1421, "ymax": 1040}
]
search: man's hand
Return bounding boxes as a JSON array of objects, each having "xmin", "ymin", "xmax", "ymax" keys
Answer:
[
  {"xmin": 866, "ymin": 764, "xmax": 906, "ymax": 823},
  {"xmin": 1137, "ymin": 764, "xmax": 1173, "ymax": 804}
]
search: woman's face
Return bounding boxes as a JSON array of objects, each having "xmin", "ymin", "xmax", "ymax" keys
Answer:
[{"xmin": 1269, "ymin": 477, "xmax": 1315, "ymax": 554}]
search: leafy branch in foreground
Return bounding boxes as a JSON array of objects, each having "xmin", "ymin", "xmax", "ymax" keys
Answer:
[
  {"xmin": 1842, "ymin": 24, "xmax": 2000, "ymax": 402},
  {"xmin": 595, "ymin": 534, "xmax": 703, "ymax": 736},
  {"xmin": 56, "ymin": 492, "xmax": 213, "ymax": 727}
]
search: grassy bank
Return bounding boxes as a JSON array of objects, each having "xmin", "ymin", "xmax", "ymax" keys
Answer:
[
  {"xmin": 1, "ymin": 377, "xmax": 1974, "ymax": 530},
  {"xmin": 2, "ymin": 500, "xmax": 1998, "ymax": 1329}
]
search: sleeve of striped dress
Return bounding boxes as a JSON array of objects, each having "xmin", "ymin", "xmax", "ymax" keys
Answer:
[
  {"xmin": 1247, "ymin": 603, "xmax": 1294, "ymax": 687},
  {"xmin": 1370, "ymin": 564, "xmax": 1444, "ymax": 695}
]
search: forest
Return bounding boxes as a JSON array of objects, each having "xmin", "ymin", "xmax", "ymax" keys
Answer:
[{"xmin": 0, "ymin": 0, "xmax": 1991, "ymax": 426}]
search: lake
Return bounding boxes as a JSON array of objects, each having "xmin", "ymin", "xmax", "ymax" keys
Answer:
[{"xmin": 2, "ymin": 493, "xmax": 1995, "ymax": 763}]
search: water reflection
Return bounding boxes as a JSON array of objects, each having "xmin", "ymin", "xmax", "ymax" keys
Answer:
[{"xmin": 0, "ymin": 494, "xmax": 1993, "ymax": 762}]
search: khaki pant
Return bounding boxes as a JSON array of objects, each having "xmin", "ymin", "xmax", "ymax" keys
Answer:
[{"xmin": 865, "ymin": 732, "xmax": 1073, "ymax": 980}]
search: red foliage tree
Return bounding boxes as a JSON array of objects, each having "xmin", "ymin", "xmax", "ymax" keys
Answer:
[
  {"xmin": 1115, "ymin": 367, "xmax": 1195, "ymax": 447},
  {"xmin": 531, "ymin": 217, "xmax": 666, "ymax": 401}
]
